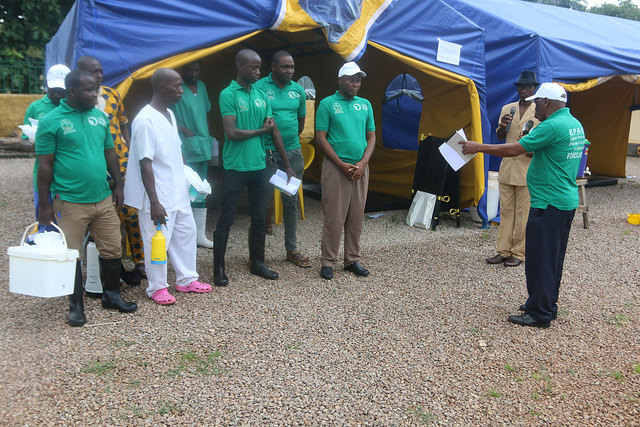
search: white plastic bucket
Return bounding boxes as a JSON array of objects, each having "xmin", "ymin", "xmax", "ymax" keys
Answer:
[{"xmin": 7, "ymin": 223, "xmax": 79, "ymax": 298}]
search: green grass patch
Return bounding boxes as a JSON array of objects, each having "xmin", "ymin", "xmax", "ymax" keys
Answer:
[
  {"xmin": 410, "ymin": 406, "xmax": 437, "ymax": 425},
  {"xmin": 488, "ymin": 388, "xmax": 502, "ymax": 398},
  {"xmin": 81, "ymin": 360, "xmax": 115, "ymax": 375}
]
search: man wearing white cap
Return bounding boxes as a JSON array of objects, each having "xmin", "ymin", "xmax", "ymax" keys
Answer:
[
  {"xmin": 22, "ymin": 64, "xmax": 71, "ymax": 218},
  {"xmin": 462, "ymin": 82, "xmax": 587, "ymax": 328},
  {"xmin": 315, "ymin": 62, "xmax": 376, "ymax": 280}
]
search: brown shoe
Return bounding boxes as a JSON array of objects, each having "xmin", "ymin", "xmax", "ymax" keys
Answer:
[
  {"xmin": 286, "ymin": 251, "xmax": 311, "ymax": 268},
  {"xmin": 486, "ymin": 254, "xmax": 509, "ymax": 264},
  {"xmin": 504, "ymin": 257, "xmax": 523, "ymax": 267}
]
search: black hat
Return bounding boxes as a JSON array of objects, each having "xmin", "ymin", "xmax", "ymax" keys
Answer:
[{"xmin": 514, "ymin": 70, "xmax": 539, "ymax": 86}]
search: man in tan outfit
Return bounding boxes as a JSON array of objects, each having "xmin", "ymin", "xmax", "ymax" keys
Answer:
[{"xmin": 486, "ymin": 71, "xmax": 540, "ymax": 267}]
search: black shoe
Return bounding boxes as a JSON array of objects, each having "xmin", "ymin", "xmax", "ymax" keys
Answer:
[
  {"xmin": 120, "ymin": 264, "xmax": 142, "ymax": 286},
  {"xmin": 250, "ymin": 262, "xmax": 279, "ymax": 280},
  {"xmin": 486, "ymin": 254, "xmax": 508, "ymax": 264},
  {"xmin": 508, "ymin": 314, "xmax": 550, "ymax": 328},
  {"xmin": 504, "ymin": 257, "xmax": 523, "ymax": 267},
  {"xmin": 344, "ymin": 261, "xmax": 370, "ymax": 277},
  {"xmin": 519, "ymin": 304, "xmax": 558, "ymax": 320},
  {"xmin": 320, "ymin": 266, "xmax": 333, "ymax": 280}
]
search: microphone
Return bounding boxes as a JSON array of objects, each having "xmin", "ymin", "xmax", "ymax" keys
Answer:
[
  {"xmin": 505, "ymin": 106, "xmax": 516, "ymax": 133},
  {"xmin": 523, "ymin": 120, "xmax": 534, "ymax": 135}
]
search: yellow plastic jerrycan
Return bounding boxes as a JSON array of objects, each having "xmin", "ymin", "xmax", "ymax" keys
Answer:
[{"xmin": 150, "ymin": 224, "xmax": 166, "ymax": 265}]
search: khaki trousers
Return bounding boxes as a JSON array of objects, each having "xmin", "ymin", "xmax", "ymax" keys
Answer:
[
  {"xmin": 497, "ymin": 183, "xmax": 530, "ymax": 260},
  {"xmin": 53, "ymin": 195, "xmax": 121, "ymax": 259},
  {"xmin": 320, "ymin": 159, "xmax": 369, "ymax": 267}
]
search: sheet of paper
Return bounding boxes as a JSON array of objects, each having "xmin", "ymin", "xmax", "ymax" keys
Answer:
[
  {"xmin": 438, "ymin": 128, "xmax": 476, "ymax": 172},
  {"xmin": 269, "ymin": 169, "xmax": 302, "ymax": 196},
  {"xmin": 437, "ymin": 38, "xmax": 462, "ymax": 66}
]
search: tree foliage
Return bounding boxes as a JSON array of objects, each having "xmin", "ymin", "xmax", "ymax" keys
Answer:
[
  {"xmin": 0, "ymin": 0, "xmax": 75, "ymax": 61},
  {"xmin": 524, "ymin": 0, "xmax": 640, "ymax": 20},
  {"xmin": 522, "ymin": 0, "xmax": 588, "ymax": 11},
  {"xmin": 589, "ymin": 0, "xmax": 640, "ymax": 21}
]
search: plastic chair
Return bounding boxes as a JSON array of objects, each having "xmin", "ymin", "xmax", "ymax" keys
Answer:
[{"xmin": 274, "ymin": 143, "xmax": 315, "ymax": 225}]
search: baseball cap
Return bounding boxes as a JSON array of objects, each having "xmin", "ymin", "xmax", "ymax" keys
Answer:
[
  {"xmin": 338, "ymin": 62, "xmax": 366, "ymax": 78},
  {"xmin": 525, "ymin": 82, "xmax": 567, "ymax": 102},
  {"xmin": 46, "ymin": 64, "xmax": 71, "ymax": 89}
]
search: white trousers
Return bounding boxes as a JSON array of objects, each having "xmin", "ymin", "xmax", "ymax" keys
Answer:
[{"xmin": 139, "ymin": 207, "xmax": 199, "ymax": 297}]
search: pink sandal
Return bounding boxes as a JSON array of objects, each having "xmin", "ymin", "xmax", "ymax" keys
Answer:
[
  {"xmin": 175, "ymin": 280, "xmax": 212, "ymax": 293},
  {"xmin": 150, "ymin": 288, "xmax": 176, "ymax": 305}
]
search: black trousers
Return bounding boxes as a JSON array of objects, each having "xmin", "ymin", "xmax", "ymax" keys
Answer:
[
  {"xmin": 215, "ymin": 168, "xmax": 269, "ymax": 237},
  {"xmin": 524, "ymin": 205, "xmax": 575, "ymax": 323}
]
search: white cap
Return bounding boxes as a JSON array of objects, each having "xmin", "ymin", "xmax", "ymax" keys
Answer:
[
  {"xmin": 338, "ymin": 62, "xmax": 366, "ymax": 78},
  {"xmin": 525, "ymin": 82, "xmax": 567, "ymax": 102},
  {"xmin": 46, "ymin": 64, "xmax": 71, "ymax": 89}
]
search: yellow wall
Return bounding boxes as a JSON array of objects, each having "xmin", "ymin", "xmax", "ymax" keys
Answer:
[{"xmin": 0, "ymin": 94, "xmax": 43, "ymax": 137}]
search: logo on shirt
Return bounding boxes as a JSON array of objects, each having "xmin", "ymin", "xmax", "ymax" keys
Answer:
[
  {"xmin": 238, "ymin": 98, "xmax": 249, "ymax": 112},
  {"xmin": 266, "ymin": 89, "xmax": 276, "ymax": 99},
  {"xmin": 333, "ymin": 103, "xmax": 343, "ymax": 114},
  {"xmin": 87, "ymin": 116, "xmax": 106, "ymax": 126},
  {"xmin": 60, "ymin": 119, "xmax": 75, "ymax": 135},
  {"xmin": 288, "ymin": 91, "xmax": 300, "ymax": 99},
  {"xmin": 254, "ymin": 99, "xmax": 266, "ymax": 108},
  {"xmin": 353, "ymin": 103, "xmax": 368, "ymax": 111}
]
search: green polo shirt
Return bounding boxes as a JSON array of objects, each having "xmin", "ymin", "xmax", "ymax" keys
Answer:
[
  {"xmin": 35, "ymin": 100, "xmax": 113, "ymax": 203},
  {"xmin": 170, "ymin": 80, "xmax": 214, "ymax": 163},
  {"xmin": 519, "ymin": 107, "xmax": 586, "ymax": 210},
  {"xmin": 219, "ymin": 80, "xmax": 272, "ymax": 171},
  {"xmin": 315, "ymin": 91, "xmax": 375, "ymax": 164},
  {"xmin": 24, "ymin": 95, "xmax": 58, "ymax": 191},
  {"xmin": 253, "ymin": 73, "xmax": 306, "ymax": 151}
]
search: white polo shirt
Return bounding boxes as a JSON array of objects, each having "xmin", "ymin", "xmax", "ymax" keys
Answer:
[{"xmin": 124, "ymin": 104, "xmax": 190, "ymax": 213}]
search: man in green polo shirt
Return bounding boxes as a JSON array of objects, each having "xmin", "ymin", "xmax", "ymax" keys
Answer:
[
  {"xmin": 462, "ymin": 83, "xmax": 586, "ymax": 328},
  {"xmin": 36, "ymin": 69, "xmax": 137, "ymax": 327},
  {"xmin": 214, "ymin": 49, "xmax": 295, "ymax": 287},
  {"xmin": 315, "ymin": 62, "xmax": 376, "ymax": 280},
  {"xmin": 254, "ymin": 50, "xmax": 310, "ymax": 268},
  {"xmin": 171, "ymin": 61, "xmax": 215, "ymax": 248},
  {"xmin": 22, "ymin": 64, "xmax": 70, "ymax": 219}
]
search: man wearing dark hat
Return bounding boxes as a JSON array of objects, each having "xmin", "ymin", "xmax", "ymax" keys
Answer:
[{"xmin": 485, "ymin": 71, "xmax": 540, "ymax": 267}]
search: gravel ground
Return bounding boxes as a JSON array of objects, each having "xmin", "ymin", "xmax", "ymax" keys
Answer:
[{"xmin": 0, "ymin": 157, "xmax": 639, "ymax": 425}]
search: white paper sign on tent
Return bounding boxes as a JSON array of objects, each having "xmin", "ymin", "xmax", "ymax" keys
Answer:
[
  {"xmin": 437, "ymin": 38, "xmax": 462, "ymax": 66},
  {"xmin": 438, "ymin": 128, "xmax": 476, "ymax": 171}
]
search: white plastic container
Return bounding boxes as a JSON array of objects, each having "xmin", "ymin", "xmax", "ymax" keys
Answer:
[
  {"xmin": 7, "ymin": 223, "xmax": 79, "ymax": 298},
  {"xmin": 486, "ymin": 171, "xmax": 500, "ymax": 221},
  {"xmin": 84, "ymin": 241, "xmax": 103, "ymax": 294}
]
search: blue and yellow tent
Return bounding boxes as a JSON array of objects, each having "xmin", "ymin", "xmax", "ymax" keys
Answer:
[
  {"xmin": 46, "ymin": 0, "xmax": 488, "ymax": 210},
  {"xmin": 446, "ymin": 0, "xmax": 640, "ymax": 179}
]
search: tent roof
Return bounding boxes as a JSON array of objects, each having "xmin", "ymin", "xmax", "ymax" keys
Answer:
[
  {"xmin": 46, "ymin": 0, "xmax": 486, "ymax": 90},
  {"xmin": 445, "ymin": 0, "xmax": 640, "ymax": 81}
]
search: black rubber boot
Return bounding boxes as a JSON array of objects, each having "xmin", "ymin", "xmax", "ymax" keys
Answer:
[
  {"xmin": 120, "ymin": 262, "xmax": 142, "ymax": 286},
  {"xmin": 68, "ymin": 260, "xmax": 86, "ymax": 327},
  {"xmin": 99, "ymin": 257, "xmax": 138, "ymax": 313},
  {"xmin": 213, "ymin": 231, "xmax": 229, "ymax": 287},
  {"xmin": 248, "ymin": 228, "xmax": 279, "ymax": 280}
]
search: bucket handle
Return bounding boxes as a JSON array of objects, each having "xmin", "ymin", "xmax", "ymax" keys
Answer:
[{"xmin": 20, "ymin": 222, "xmax": 68, "ymax": 249}]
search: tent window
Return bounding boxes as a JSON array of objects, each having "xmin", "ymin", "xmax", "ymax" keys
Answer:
[
  {"xmin": 297, "ymin": 75, "xmax": 316, "ymax": 100},
  {"xmin": 382, "ymin": 73, "xmax": 423, "ymax": 151}
]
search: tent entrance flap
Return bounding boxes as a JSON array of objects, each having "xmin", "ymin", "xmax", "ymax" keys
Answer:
[{"xmin": 120, "ymin": 28, "xmax": 484, "ymax": 206}]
